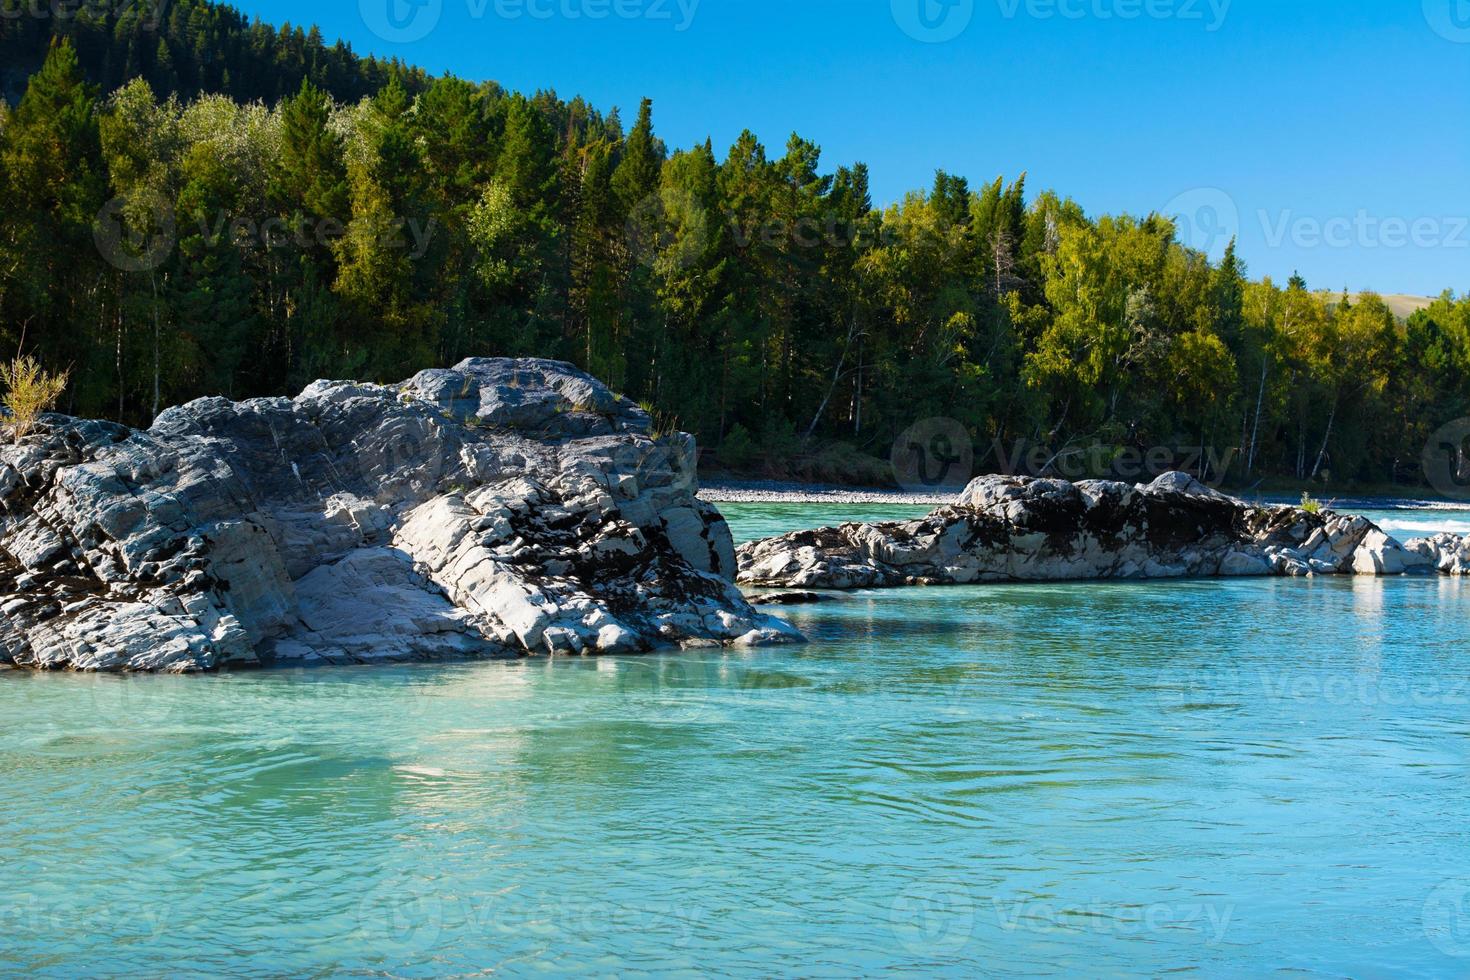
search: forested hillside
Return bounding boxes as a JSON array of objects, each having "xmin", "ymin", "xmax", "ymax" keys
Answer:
[
  {"xmin": 2, "ymin": 2, "xmax": 1468, "ymax": 490},
  {"xmin": 1, "ymin": 0, "xmax": 428, "ymax": 103}
]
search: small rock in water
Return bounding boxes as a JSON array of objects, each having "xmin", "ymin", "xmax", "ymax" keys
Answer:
[
  {"xmin": 737, "ymin": 471, "xmax": 1458, "ymax": 591},
  {"xmin": 749, "ymin": 591, "xmax": 840, "ymax": 606}
]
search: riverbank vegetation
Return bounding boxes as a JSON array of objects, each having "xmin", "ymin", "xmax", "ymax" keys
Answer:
[{"xmin": 2, "ymin": 2, "xmax": 1467, "ymax": 490}]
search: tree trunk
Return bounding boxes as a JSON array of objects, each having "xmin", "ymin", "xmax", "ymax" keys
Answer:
[
  {"xmin": 117, "ymin": 303, "xmax": 124, "ymax": 420},
  {"xmin": 1310, "ymin": 393, "xmax": 1339, "ymax": 480},
  {"xmin": 718, "ymin": 336, "xmax": 729, "ymax": 441},
  {"xmin": 150, "ymin": 271, "xmax": 161, "ymax": 420},
  {"xmin": 1246, "ymin": 356, "xmax": 1268, "ymax": 476},
  {"xmin": 804, "ymin": 316, "xmax": 860, "ymax": 444}
]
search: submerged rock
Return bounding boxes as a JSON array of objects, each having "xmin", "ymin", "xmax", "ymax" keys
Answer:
[
  {"xmin": 0, "ymin": 359, "xmax": 801, "ymax": 672},
  {"xmin": 737, "ymin": 472, "xmax": 1461, "ymax": 590}
]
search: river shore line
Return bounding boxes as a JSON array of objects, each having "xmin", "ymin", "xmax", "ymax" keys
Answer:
[
  {"xmin": 699, "ymin": 481, "xmax": 951, "ymax": 506},
  {"xmin": 700, "ymin": 479, "xmax": 1470, "ymax": 512}
]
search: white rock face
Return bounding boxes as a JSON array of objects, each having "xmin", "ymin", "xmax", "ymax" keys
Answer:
[
  {"xmin": 738, "ymin": 473, "xmax": 1447, "ymax": 590},
  {"xmin": 0, "ymin": 359, "xmax": 800, "ymax": 672},
  {"xmin": 1403, "ymin": 533, "xmax": 1470, "ymax": 575}
]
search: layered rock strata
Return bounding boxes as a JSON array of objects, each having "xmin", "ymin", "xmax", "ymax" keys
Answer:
[{"xmin": 0, "ymin": 359, "xmax": 801, "ymax": 672}]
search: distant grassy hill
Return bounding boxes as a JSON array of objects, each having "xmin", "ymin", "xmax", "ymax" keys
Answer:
[
  {"xmin": 1315, "ymin": 291, "xmax": 1437, "ymax": 322},
  {"xmin": 1381, "ymin": 294, "xmax": 1436, "ymax": 320}
]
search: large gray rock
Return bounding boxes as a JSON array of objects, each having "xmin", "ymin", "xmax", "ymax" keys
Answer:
[
  {"xmin": 737, "ymin": 472, "xmax": 1448, "ymax": 590},
  {"xmin": 0, "ymin": 359, "xmax": 801, "ymax": 672}
]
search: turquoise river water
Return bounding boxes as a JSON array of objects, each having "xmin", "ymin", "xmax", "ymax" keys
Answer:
[{"xmin": 3, "ymin": 504, "xmax": 1470, "ymax": 976}]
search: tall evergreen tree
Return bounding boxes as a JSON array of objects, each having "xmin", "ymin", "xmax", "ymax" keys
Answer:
[
  {"xmin": 1, "ymin": 40, "xmax": 106, "ymax": 401},
  {"xmin": 611, "ymin": 98, "xmax": 662, "ymax": 217}
]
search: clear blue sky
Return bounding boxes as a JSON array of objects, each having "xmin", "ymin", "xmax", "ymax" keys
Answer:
[{"xmin": 244, "ymin": 0, "xmax": 1469, "ymax": 296}]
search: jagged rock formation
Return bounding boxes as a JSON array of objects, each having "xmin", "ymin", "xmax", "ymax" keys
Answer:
[
  {"xmin": 0, "ymin": 359, "xmax": 801, "ymax": 672},
  {"xmin": 738, "ymin": 472, "xmax": 1463, "ymax": 590},
  {"xmin": 1406, "ymin": 533, "xmax": 1470, "ymax": 575}
]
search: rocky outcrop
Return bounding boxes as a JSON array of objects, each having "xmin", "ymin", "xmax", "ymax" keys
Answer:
[
  {"xmin": 0, "ymin": 359, "xmax": 801, "ymax": 672},
  {"xmin": 738, "ymin": 472, "xmax": 1458, "ymax": 590},
  {"xmin": 1406, "ymin": 533, "xmax": 1470, "ymax": 576}
]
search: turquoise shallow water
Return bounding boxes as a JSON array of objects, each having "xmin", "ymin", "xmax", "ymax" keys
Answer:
[{"xmin": 4, "ymin": 503, "xmax": 1470, "ymax": 976}]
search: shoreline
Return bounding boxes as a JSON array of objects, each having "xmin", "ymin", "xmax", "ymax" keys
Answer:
[
  {"xmin": 700, "ymin": 478, "xmax": 1470, "ymax": 512},
  {"xmin": 699, "ymin": 481, "xmax": 953, "ymax": 506}
]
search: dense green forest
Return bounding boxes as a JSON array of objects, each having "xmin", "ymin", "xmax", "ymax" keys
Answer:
[
  {"xmin": 1, "ymin": 0, "xmax": 430, "ymax": 102},
  {"xmin": 2, "ymin": 1, "xmax": 1468, "ymax": 490}
]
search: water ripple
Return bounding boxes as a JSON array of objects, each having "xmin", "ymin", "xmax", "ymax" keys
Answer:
[{"xmin": 3, "ymin": 508, "xmax": 1470, "ymax": 974}]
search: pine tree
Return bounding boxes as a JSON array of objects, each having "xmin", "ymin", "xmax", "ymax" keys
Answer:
[
  {"xmin": 496, "ymin": 95, "xmax": 558, "ymax": 211},
  {"xmin": 0, "ymin": 40, "xmax": 106, "ymax": 386},
  {"xmin": 611, "ymin": 98, "xmax": 662, "ymax": 217},
  {"xmin": 277, "ymin": 78, "xmax": 347, "ymax": 223}
]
